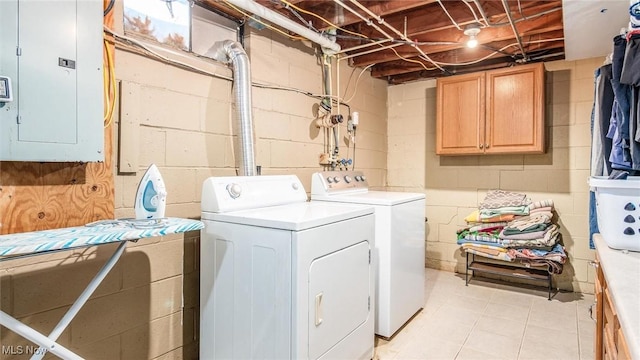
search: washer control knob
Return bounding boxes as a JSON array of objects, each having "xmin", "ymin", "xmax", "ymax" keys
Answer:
[
  {"xmin": 344, "ymin": 175, "xmax": 352, "ymax": 183},
  {"xmin": 355, "ymin": 175, "xmax": 362, "ymax": 181},
  {"xmin": 292, "ymin": 182, "xmax": 300, "ymax": 190},
  {"xmin": 227, "ymin": 183, "xmax": 242, "ymax": 199},
  {"xmin": 326, "ymin": 177, "xmax": 334, "ymax": 183},
  {"xmin": 333, "ymin": 176, "xmax": 341, "ymax": 183},
  {"xmin": 361, "ymin": 175, "xmax": 367, "ymax": 181}
]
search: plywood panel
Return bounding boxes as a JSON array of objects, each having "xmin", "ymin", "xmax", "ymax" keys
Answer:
[{"xmin": 0, "ymin": 1, "xmax": 115, "ymax": 234}]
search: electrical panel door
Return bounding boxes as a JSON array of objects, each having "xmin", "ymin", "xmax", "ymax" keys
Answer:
[{"xmin": 0, "ymin": 0, "xmax": 103, "ymax": 161}]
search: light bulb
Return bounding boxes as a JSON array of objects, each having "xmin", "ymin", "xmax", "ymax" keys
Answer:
[{"xmin": 467, "ymin": 36, "xmax": 478, "ymax": 48}]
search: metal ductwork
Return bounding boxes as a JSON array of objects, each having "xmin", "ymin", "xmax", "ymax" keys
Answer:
[{"xmin": 206, "ymin": 40, "xmax": 256, "ymax": 176}]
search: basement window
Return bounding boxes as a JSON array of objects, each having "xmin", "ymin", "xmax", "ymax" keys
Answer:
[
  {"xmin": 123, "ymin": 0, "xmax": 240, "ymax": 55},
  {"xmin": 123, "ymin": 0, "xmax": 191, "ymax": 51}
]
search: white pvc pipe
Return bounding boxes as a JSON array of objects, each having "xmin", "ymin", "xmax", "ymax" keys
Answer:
[{"xmin": 225, "ymin": 0, "xmax": 340, "ymax": 54}]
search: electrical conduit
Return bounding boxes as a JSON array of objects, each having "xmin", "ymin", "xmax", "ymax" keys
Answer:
[{"xmin": 205, "ymin": 40, "xmax": 256, "ymax": 176}]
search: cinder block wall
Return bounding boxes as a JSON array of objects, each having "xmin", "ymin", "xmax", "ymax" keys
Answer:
[
  {"xmin": 0, "ymin": 26, "xmax": 387, "ymax": 360},
  {"xmin": 110, "ymin": 30, "xmax": 387, "ymax": 357},
  {"xmin": 387, "ymin": 58, "xmax": 601, "ymax": 293}
]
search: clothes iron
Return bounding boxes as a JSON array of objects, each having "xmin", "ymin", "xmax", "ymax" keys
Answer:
[{"xmin": 135, "ymin": 164, "xmax": 167, "ymax": 219}]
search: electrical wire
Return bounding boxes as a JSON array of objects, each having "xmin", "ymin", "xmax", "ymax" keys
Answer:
[
  {"xmin": 104, "ymin": 26, "xmax": 233, "ymax": 80},
  {"xmin": 103, "ymin": 38, "xmax": 116, "ymax": 128},
  {"xmin": 275, "ymin": 0, "xmax": 441, "ymax": 74},
  {"xmin": 342, "ymin": 63, "xmax": 374, "ymax": 103},
  {"xmin": 283, "ymin": 1, "xmax": 318, "ymax": 32},
  {"xmin": 104, "ymin": 0, "xmax": 115, "ymax": 16},
  {"xmin": 341, "ymin": 65, "xmax": 359, "ymax": 100},
  {"xmin": 107, "ymin": 29, "xmax": 352, "ymax": 108},
  {"xmin": 279, "ymin": 0, "xmax": 367, "ymax": 40},
  {"xmin": 221, "ymin": 0, "xmax": 305, "ymax": 41},
  {"xmin": 335, "ymin": 33, "xmax": 458, "ymax": 46},
  {"xmin": 461, "ymin": 0, "xmax": 481, "ymax": 26},
  {"xmin": 436, "ymin": 0, "xmax": 463, "ymax": 30},
  {"xmin": 418, "ymin": 37, "xmax": 564, "ymax": 67}
]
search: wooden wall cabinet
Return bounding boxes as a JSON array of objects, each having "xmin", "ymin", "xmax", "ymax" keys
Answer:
[
  {"xmin": 594, "ymin": 254, "xmax": 632, "ymax": 360},
  {"xmin": 436, "ymin": 63, "xmax": 545, "ymax": 155}
]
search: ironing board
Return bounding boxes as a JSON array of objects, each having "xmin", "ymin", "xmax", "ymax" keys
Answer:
[{"xmin": 0, "ymin": 218, "xmax": 203, "ymax": 360}]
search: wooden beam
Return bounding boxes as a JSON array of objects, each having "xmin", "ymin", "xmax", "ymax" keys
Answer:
[
  {"xmin": 371, "ymin": 38, "xmax": 564, "ymax": 77},
  {"xmin": 350, "ymin": 10, "xmax": 563, "ymax": 66}
]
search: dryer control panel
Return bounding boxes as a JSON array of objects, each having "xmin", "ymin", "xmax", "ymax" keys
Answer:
[
  {"xmin": 202, "ymin": 175, "xmax": 307, "ymax": 213},
  {"xmin": 311, "ymin": 171, "xmax": 369, "ymax": 195}
]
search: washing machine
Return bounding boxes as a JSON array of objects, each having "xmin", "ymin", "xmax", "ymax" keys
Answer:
[
  {"xmin": 200, "ymin": 175, "xmax": 375, "ymax": 360},
  {"xmin": 311, "ymin": 171, "xmax": 425, "ymax": 338}
]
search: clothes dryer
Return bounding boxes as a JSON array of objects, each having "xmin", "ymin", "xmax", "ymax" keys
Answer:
[
  {"xmin": 311, "ymin": 171, "xmax": 425, "ymax": 338},
  {"xmin": 200, "ymin": 175, "xmax": 375, "ymax": 360}
]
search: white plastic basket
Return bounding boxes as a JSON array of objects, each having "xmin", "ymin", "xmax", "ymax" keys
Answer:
[{"xmin": 589, "ymin": 176, "xmax": 640, "ymax": 251}]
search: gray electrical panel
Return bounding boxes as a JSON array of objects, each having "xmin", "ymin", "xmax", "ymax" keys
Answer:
[{"xmin": 0, "ymin": 0, "xmax": 104, "ymax": 162}]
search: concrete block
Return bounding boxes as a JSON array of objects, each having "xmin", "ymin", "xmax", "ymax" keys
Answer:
[
  {"xmin": 569, "ymin": 123, "xmax": 591, "ymax": 147},
  {"xmin": 201, "ymin": 99, "xmax": 233, "ymax": 135},
  {"xmin": 254, "ymin": 109, "xmax": 291, "ymax": 140},
  {"xmin": 72, "ymin": 335, "xmax": 121, "ymax": 360},
  {"xmin": 149, "ymin": 276, "xmax": 183, "ymax": 321},
  {"xmin": 524, "ymin": 148, "xmax": 570, "ymax": 170},
  {"xmin": 10, "ymin": 250, "xmax": 122, "ymax": 317},
  {"xmin": 138, "ymin": 86, "xmax": 201, "ymax": 131},
  {"xmin": 550, "ymin": 102, "xmax": 571, "ymax": 126},
  {"xmin": 120, "ymin": 312, "xmax": 184, "ymax": 360},
  {"xmin": 71, "ymin": 285, "xmax": 151, "ymax": 346},
  {"xmin": 139, "ymin": 128, "xmax": 167, "ymax": 167},
  {"xmin": 570, "ymin": 78, "xmax": 595, "ymax": 103},
  {"xmin": 165, "ymin": 202, "xmax": 201, "ymax": 219},
  {"xmin": 159, "ymin": 167, "xmax": 198, "ymax": 204},
  {"xmin": 550, "ymin": 125, "xmax": 569, "ymax": 148},
  {"xmin": 122, "ymin": 239, "xmax": 184, "ymax": 289},
  {"xmin": 570, "ymin": 146, "xmax": 591, "ymax": 170}
]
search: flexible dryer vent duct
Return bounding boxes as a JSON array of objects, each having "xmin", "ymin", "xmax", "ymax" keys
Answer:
[{"xmin": 206, "ymin": 40, "xmax": 256, "ymax": 176}]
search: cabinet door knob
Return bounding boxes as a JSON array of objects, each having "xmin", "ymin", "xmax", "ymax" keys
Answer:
[
  {"xmin": 485, "ymin": 143, "xmax": 490, "ymax": 149},
  {"xmin": 479, "ymin": 144, "xmax": 484, "ymax": 149}
]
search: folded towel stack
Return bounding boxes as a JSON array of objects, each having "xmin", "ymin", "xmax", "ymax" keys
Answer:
[{"xmin": 458, "ymin": 190, "xmax": 567, "ymax": 274}]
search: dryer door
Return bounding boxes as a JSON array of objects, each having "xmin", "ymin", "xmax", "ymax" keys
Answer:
[{"xmin": 308, "ymin": 240, "xmax": 370, "ymax": 359}]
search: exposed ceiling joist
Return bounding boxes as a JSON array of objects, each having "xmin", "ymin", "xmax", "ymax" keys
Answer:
[{"xmin": 203, "ymin": 0, "xmax": 567, "ymax": 83}]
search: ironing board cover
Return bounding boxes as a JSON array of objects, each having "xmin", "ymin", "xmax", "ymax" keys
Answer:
[{"xmin": 0, "ymin": 218, "xmax": 203, "ymax": 257}]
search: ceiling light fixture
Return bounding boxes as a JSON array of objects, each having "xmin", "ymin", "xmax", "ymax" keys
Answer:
[{"xmin": 463, "ymin": 23, "xmax": 481, "ymax": 48}]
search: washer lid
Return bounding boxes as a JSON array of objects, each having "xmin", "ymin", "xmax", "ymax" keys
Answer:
[
  {"xmin": 201, "ymin": 202, "xmax": 374, "ymax": 231},
  {"xmin": 311, "ymin": 190, "xmax": 425, "ymax": 206}
]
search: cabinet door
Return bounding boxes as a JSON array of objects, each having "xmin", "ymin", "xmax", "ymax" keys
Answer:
[
  {"xmin": 485, "ymin": 63, "xmax": 545, "ymax": 154},
  {"xmin": 436, "ymin": 73, "xmax": 485, "ymax": 155}
]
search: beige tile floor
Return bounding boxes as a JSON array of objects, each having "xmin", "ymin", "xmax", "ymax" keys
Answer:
[{"xmin": 374, "ymin": 268, "xmax": 595, "ymax": 360}]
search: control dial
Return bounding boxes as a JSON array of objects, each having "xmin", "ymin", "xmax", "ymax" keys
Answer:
[
  {"xmin": 355, "ymin": 175, "xmax": 362, "ymax": 182},
  {"xmin": 226, "ymin": 183, "xmax": 242, "ymax": 199},
  {"xmin": 333, "ymin": 176, "xmax": 341, "ymax": 183},
  {"xmin": 344, "ymin": 175, "xmax": 352, "ymax": 183},
  {"xmin": 360, "ymin": 175, "xmax": 367, "ymax": 181}
]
